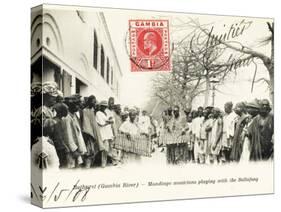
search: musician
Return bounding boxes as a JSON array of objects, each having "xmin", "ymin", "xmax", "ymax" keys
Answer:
[
  {"xmin": 119, "ymin": 109, "xmax": 142, "ymax": 163},
  {"xmin": 166, "ymin": 105, "xmax": 188, "ymax": 164}
]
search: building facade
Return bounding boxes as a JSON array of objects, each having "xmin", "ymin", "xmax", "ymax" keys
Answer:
[{"xmin": 31, "ymin": 5, "xmax": 122, "ymax": 101}]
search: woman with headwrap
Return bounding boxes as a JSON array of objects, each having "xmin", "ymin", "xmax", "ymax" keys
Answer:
[{"xmin": 31, "ymin": 81, "xmax": 63, "ymax": 170}]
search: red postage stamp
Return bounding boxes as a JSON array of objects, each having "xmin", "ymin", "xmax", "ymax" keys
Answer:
[{"xmin": 129, "ymin": 20, "xmax": 171, "ymax": 72}]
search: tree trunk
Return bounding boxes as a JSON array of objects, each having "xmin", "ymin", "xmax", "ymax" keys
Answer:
[
  {"xmin": 185, "ymin": 96, "xmax": 193, "ymax": 109},
  {"xmin": 263, "ymin": 57, "xmax": 274, "ymax": 105},
  {"xmin": 204, "ymin": 76, "xmax": 211, "ymax": 107},
  {"xmin": 268, "ymin": 68, "xmax": 274, "ymax": 105}
]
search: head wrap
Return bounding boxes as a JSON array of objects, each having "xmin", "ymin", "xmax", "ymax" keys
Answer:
[
  {"xmin": 31, "ymin": 81, "xmax": 61, "ymax": 97},
  {"xmin": 129, "ymin": 108, "xmax": 137, "ymax": 115}
]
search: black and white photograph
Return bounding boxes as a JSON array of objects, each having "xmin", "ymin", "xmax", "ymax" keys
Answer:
[{"xmin": 30, "ymin": 3, "xmax": 274, "ymax": 209}]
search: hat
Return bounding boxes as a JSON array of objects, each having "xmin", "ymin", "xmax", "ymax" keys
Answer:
[
  {"xmin": 99, "ymin": 100, "xmax": 108, "ymax": 106},
  {"xmin": 245, "ymin": 99, "xmax": 260, "ymax": 109}
]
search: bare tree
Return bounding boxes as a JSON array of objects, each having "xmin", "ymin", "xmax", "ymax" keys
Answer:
[
  {"xmin": 188, "ymin": 19, "xmax": 274, "ymax": 103},
  {"xmin": 151, "ymin": 17, "xmax": 274, "ymax": 108},
  {"xmin": 152, "ymin": 40, "xmax": 206, "ymax": 109}
]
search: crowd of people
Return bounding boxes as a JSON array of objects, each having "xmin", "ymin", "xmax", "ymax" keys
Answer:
[
  {"xmin": 31, "ymin": 82, "xmax": 158, "ymax": 169},
  {"xmin": 31, "ymin": 82, "xmax": 274, "ymax": 170},
  {"xmin": 160, "ymin": 100, "xmax": 274, "ymax": 165}
]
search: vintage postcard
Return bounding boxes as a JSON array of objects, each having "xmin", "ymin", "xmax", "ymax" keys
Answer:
[{"xmin": 31, "ymin": 4, "xmax": 274, "ymax": 208}]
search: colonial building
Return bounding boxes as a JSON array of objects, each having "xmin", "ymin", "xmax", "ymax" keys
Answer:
[{"xmin": 31, "ymin": 5, "xmax": 122, "ymax": 101}]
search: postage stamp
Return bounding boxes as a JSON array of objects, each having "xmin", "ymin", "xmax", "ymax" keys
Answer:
[{"xmin": 129, "ymin": 20, "xmax": 171, "ymax": 72}]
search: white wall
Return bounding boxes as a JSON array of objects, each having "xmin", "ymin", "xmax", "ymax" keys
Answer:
[{"xmin": 31, "ymin": 5, "xmax": 122, "ymax": 101}]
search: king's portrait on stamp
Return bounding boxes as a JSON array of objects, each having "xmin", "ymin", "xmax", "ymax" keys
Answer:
[{"xmin": 129, "ymin": 20, "xmax": 171, "ymax": 71}]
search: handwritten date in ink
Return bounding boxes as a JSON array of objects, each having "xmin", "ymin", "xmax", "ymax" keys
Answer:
[{"xmin": 31, "ymin": 180, "xmax": 94, "ymax": 203}]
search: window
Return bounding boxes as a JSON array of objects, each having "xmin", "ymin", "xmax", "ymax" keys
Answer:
[
  {"xmin": 106, "ymin": 57, "xmax": 110, "ymax": 84},
  {"xmin": 100, "ymin": 45, "xmax": 105, "ymax": 78},
  {"xmin": 111, "ymin": 67, "xmax": 113, "ymax": 85},
  {"xmin": 93, "ymin": 31, "xmax": 98, "ymax": 70}
]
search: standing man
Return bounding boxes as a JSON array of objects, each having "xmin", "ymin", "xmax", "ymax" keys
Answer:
[
  {"xmin": 63, "ymin": 95, "xmax": 88, "ymax": 168},
  {"xmin": 138, "ymin": 110, "xmax": 151, "ymax": 136},
  {"xmin": 105, "ymin": 97, "xmax": 119, "ymax": 165},
  {"xmin": 96, "ymin": 100, "xmax": 114, "ymax": 167},
  {"xmin": 210, "ymin": 108, "xmax": 223, "ymax": 164},
  {"xmin": 192, "ymin": 107, "xmax": 204, "ymax": 163},
  {"xmin": 247, "ymin": 99, "xmax": 274, "ymax": 161},
  {"xmin": 113, "ymin": 104, "xmax": 123, "ymax": 133},
  {"xmin": 230, "ymin": 102, "xmax": 248, "ymax": 162},
  {"xmin": 185, "ymin": 113, "xmax": 194, "ymax": 162},
  {"xmin": 199, "ymin": 108, "xmax": 213, "ymax": 164},
  {"xmin": 165, "ymin": 105, "xmax": 188, "ymax": 164},
  {"xmin": 53, "ymin": 102, "xmax": 69, "ymax": 168},
  {"xmin": 221, "ymin": 102, "xmax": 237, "ymax": 163},
  {"xmin": 240, "ymin": 100, "xmax": 260, "ymax": 162},
  {"xmin": 81, "ymin": 95, "xmax": 102, "ymax": 168}
]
